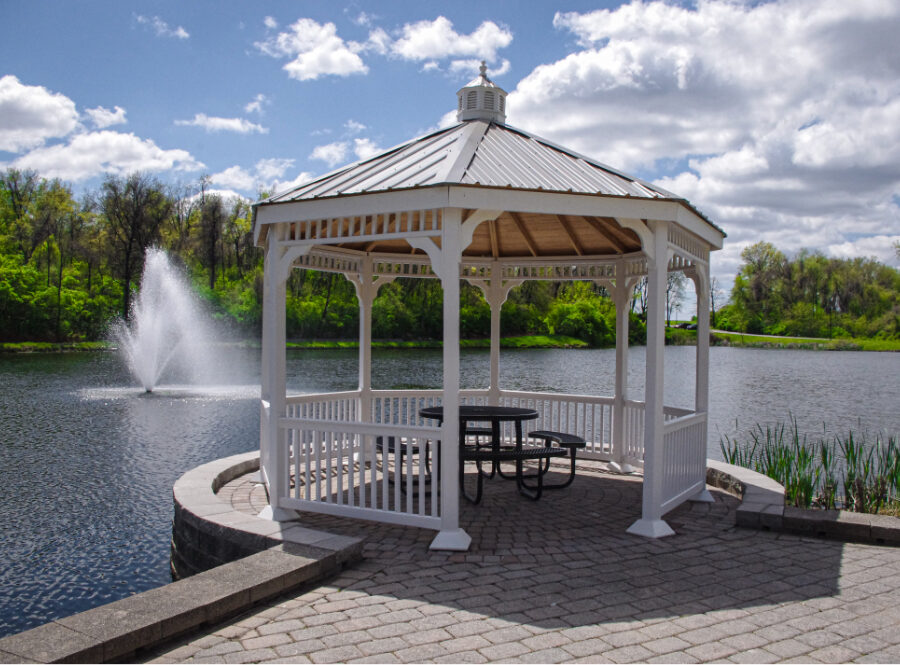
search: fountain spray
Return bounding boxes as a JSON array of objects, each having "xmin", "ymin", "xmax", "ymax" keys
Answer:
[{"xmin": 112, "ymin": 249, "xmax": 218, "ymax": 392}]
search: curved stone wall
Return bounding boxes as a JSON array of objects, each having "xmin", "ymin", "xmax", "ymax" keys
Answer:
[{"xmin": 171, "ymin": 451, "xmax": 362, "ymax": 579}]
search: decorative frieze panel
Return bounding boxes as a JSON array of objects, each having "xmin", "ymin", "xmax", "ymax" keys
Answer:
[
  {"xmin": 667, "ymin": 225, "xmax": 710, "ymax": 264},
  {"xmin": 373, "ymin": 258, "xmax": 436, "ymax": 278},
  {"xmin": 279, "ymin": 209, "xmax": 442, "ymax": 246},
  {"xmin": 624, "ymin": 257, "xmax": 648, "ymax": 278},
  {"xmin": 499, "ymin": 261, "xmax": 619, "ymax": 281},
  {"xmin": 294, "ymin": 252, "xmax": 362, "ymax": 274}
]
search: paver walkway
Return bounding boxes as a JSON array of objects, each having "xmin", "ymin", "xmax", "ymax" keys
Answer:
[{"xmin": 145, "ymin": 461, "xmax": 900, "ymax": 664}]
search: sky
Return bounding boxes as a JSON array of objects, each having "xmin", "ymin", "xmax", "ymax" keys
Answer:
[{"xmin": 2, "ymin": 0, "xmax": 899, "ymax": 293}]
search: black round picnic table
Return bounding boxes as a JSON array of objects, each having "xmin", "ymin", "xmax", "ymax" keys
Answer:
[
  {"xmin": 418, "ymin": 404, "xmax": 539, "ymax": 425},
  {"xmin": 418, "ymin": 405, "xmax": 539, "ymax": 454},
  {"xmin": 419, "ymin": 405, "xmax": 563, "ymax": 503}
]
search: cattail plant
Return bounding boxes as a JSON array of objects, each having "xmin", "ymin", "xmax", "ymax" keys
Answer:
[{"xmin": 720, "ymin": 418, "xmax": 899, "ymax": 515}]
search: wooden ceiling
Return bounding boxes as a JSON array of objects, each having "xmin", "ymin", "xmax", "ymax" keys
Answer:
[{"xmin": 336, "ymin": 210, "xmax": 643, "ymax": 258}]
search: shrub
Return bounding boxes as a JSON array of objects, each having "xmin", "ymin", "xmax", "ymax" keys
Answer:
[{"xmin": 545, "ymin": 301, "xmax": 614, "ymax": 347}]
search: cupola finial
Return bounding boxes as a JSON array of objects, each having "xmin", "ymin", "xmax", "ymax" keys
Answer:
[{"xmin": 456, "ymin": 61, "xmax": 507, "ymax": 124}]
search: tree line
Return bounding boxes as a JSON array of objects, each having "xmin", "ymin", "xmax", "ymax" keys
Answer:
[
  {"xmin": 4, "ymin": 169, "xmax": 895, "ymax": 346},
  {"xmin": 716, "ymin": 241, "xmax": 900, "ymax": 339}
]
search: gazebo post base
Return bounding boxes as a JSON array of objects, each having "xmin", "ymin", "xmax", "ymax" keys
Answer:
[
  {"xmin": 258, "ymin": 504, "xmax": 299, "ymax": 522},
  {"xmin": 627, "ymin": 518, "xmax": 675, "ymax": 539},
  {"xmin": 429, "ymin": 528, "xmax": 472, "ymax": 551},
  {"xmin": 690, "ymin": 487, "xmax": 715, "ymax": 503},
  {"xmin": 608, "ymin": 461, "xmax": 637, "ymax": 474}
]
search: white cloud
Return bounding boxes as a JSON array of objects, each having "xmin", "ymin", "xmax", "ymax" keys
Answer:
[
  {"xmin": 506, "ymin": 0, "xmax": 900, "ymax": 288},
  {"xmin": 12, "ymin": 130, "xmax": 203, "ymax": 181},
  {"xmin": 175, "ymin": 113, "xmax": 268, "ymax": 134},
  {"xmin": 829, "ymin": 235, "xmax": 900, "ymax": 266},
  {"xmin": 439, "ymin": 110, "xmax": 459, "ymax": 129},
  {"xmin": 0, "ymin": 75, "xmax": 79, "ymax": 152},
  {"xmin": 263, "ymin": 16, "xmax": 278, "ymax": 30},
  {"xmin": 256, "ymin": 18, "xmax": 368, "ymax": 81},
  {"xmin": 135, "ymin": 14, "xmax": 189, "ymax": 39},
  {"xmin": 254, "ymin": 158, "xmax": 295, "ymax": 181},
  {"xmin": 360, "ymin": 28, "xmax": 391, "ymax": 56},
  {"xmin": 210, "ymin": 158, "xmax": 312, "ymax": 196},
  {"xmin": 391, "ymin": 17, "xmax": 512, "ymax": 62},
  {"xmin": 271, "ymin": 170, "xmax": 314, "ymax": 195},
  {"xmin": 244, "ymin": 94, "xmax": 269, "ymax": 115},
  {"xmin": 344, "ymin": 119, "xmax": 366, "ymax": 135},
  {"xmin": 209, "ymin": 165, "xmax": 255, "ymax": 191},
  {"xmin": 85, "ymin": 105, "xmax": 126, "ymax": 129},
  {"xmin": 351, "ymin": 11, "xmax": 377, "ymax": 28},
  {"xmin": 353, "ymin": 138, "xmax": 380, "ymax": 160},
  {"xmin": 309, "ymin": 141, "xmax": 348, "ymax": 167}
]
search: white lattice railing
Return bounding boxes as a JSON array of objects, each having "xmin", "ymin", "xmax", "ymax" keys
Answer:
[
  {"xmin": 497, "ymin": 391, "xmax": 614, "ymax": 458},
  {"xmin": 285, "ymin": 390, "xmax": 360, "ymax": 421},
  {"xmin": 278, "ymin": 417, "xmax": 441, "ymax": 529},
  {"xmin": 283, "ymin": 388, "xmax": 694, "ymax": 464},
  {"xmin": 659, "ymin": 411, "xmax": 708, "ymax": 513},
  {"xmin": 272, "ymin": 389, "xmax": 705, "ymax": 529},
  {"xmin": 369, "ymin": 389, "xmax": 490, "ymax": 428}
]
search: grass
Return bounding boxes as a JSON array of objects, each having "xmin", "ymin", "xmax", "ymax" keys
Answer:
[
  {"xmin": 284, "ymin": 335, "xmax": 588, "ymax": 350},
  {"xmin": 665, "ymin": 328, "xmax": 698, "ymax": 345},
  {"xmin": 0, "ymin": 341, "xmax": 110, "ymax": 353},
  {"xmin": 712, "ymin": 330, "xmax": 900, "ymax": 352},
  {"xmin": 721, "ymin": 419, "xmax": 900, "ymax": 513}
]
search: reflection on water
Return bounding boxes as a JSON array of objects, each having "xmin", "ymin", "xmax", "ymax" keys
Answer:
[{"xmin": 1, "ymin": 346, "xmax": 898, "ymax": 637}]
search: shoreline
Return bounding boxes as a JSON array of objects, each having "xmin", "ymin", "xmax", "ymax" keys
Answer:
[{"xmin": 2, "ymin": 331, "xmax": 898, "ymax": 354}]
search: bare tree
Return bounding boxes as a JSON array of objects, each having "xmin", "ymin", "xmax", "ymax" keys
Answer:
[
  {"xmin": 710, "ymin": 276, "xmax": 723, "ymax": 328},
  {"xmin": 199, "ymin": 194, "xmax": 225, "ymax": 289},
  {"xmin": 631, "ymin": 277, "xmax": 648, "ymax": 319},
  {"xmin": 98, "ymin": 173, "xmax": 172, "ymax": 319},
  {"xmin": 167, "ymin": 182, "xmax": 201, "ymax": 254},
  {"xmin": 666, "ymin": 271, "xmax": 687, "ymax": 326}
]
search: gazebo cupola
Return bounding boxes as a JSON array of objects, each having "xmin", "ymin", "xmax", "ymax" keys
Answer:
[{"xmin": 457, "ymin": 61, "xmax": 507, "ymax": 123}]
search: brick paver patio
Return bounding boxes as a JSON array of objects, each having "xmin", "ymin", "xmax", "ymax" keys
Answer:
[{"xmin": 146, "ymin": 461, "xmax": 900, "ymax": 663}]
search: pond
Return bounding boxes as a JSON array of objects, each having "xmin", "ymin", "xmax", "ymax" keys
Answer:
[{"xmin": 1, "ymin": 346, "xmax": 898, "ymax": 637}]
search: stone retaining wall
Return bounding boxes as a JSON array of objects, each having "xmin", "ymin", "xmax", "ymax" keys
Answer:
[
  {"xmin": 706, "ymin": 459, "xmax": 900, "ymax": 546},
  {"xmin": 170, "ymin": 451, "xmax": 363, "ymax": 579}
]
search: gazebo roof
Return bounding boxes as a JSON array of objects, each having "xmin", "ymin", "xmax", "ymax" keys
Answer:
[
  {"xmin": 253, "ymin": 69, "xmax": 723, "ymax": 257},
  {"xmin": 265, "ymin": 120, "xmax": 676, "ymax": 205}
]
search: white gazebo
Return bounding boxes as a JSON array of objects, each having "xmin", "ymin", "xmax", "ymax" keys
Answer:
[{"xmin": 252, "ymin": 65, "xmax": 725, "ymax": 550}]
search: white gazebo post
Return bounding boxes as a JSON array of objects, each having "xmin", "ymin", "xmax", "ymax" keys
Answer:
[
  {"xmin": 352, "ymin": 255, "xmax": 393, "ymax": 422},
  {"xmin": 688, "ymin": 264, "xmax": 714, "ymax": 503},
  {"xmin": 627, "ymin": 220, "xmax": 675, "ymax": 538},
  {"xmin": 429, "ymin": 208, "xmax": 471, "ymax": 551},
  {"xmin": 610, "ymin": 266, "xmax": 635, "ymax": 473},
  {"xmin": 259, "ymin": 233, "xmax": 302, "ymax": 522},
  {"xmin": 482, "ymin": 263, "xmax": 520, "ymax": 406}
]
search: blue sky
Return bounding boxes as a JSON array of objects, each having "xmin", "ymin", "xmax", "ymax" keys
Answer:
[{"xmin": 2, "ymin": 0, "xmax": 899, "ymax": 287}]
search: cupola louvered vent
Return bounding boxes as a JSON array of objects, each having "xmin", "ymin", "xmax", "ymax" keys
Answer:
[{"xmin": 456, "ymin": 61, "xmax": 507, "ymax": 124}]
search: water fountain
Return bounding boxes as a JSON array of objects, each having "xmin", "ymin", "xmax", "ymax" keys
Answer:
[{"xmin": 112, "ymin": 248, "xmax": 218, "ymax": 392}]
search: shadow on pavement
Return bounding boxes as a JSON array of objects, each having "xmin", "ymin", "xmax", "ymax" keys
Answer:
[{"xmin": 293, "ymin": 466, "xmax": 845, "ymax": 630}]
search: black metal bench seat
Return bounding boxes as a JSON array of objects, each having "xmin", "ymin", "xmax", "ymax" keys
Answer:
[
  {"xmin": 460, "ymin": 444, "xmax": 567, "ymax": 503},
  {"xmin": 527, "ymin": 430, "xmax": 587, "ymax": 490}
]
